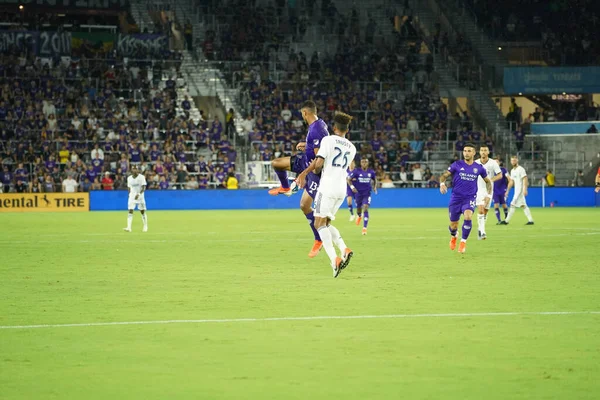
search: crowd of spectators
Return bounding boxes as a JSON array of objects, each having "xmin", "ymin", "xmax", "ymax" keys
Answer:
[{"xmin": 0, "ymin": 43, "xmax": 239, "ymax": 193}]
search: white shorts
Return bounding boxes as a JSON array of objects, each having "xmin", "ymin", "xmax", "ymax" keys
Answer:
[
  {"xmin": 511, "ymin": 193, "xmax": 527, "ymax": 208},
  {"xmin": 476, "ymin": 189, "xmax": 492, "ymax": 210},
  {"xmin": 128, "ymin": 194, "xmax": 147, "ymax": 210},
  {"xmin": 313, "ymin": 191, "xmax": 345, "ymax": 220}
]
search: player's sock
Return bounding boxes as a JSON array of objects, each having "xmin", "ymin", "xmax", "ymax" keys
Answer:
[
  {"xmin": 506, "ymin": 207, "xmax": 516, "ymax": 222},
  {"xmin": 348, "ymin": 204, "xmax": 353, "ymax": 215},
  {"xmin": 494, "ymin": 208, "xmax": 501, "ymax": 222},
  {"xmin": 305, "ymin": 211, "xmax": 321, "ymax": 241},
  {"xmin": 477, "ymin": 213, "xmax": 486, "ymax": 234},
  {"xmin": 503, "ymin": 207, "xmax": 509, "ymax": 218},
  {"xmin": 448, "ymin": 226, "xmax": 458, "ymax": 237},
  {"xmin": 317, "ymin": 226, "xmax": 337, "ymax": 265},
  {"xmin": 141, "ymin": 213, "xmax": 147, "ymax": 227},
  {"xmin": 275, "ymin": 170, "xmax": 290, "ymax": 189},
  {"xmin": 328, "ymin": 224, "xmax": 347, "ymax": 252},
  {"xmin": 461, "ymin": 220, "xmax": 472, "ymax": 240},
  {"xmin": 523, "ymin": 206, "xmax": 533, "ymax": 222},
  {"xmin": 363, "ymin": 211, "xmax": 369, "ymax": 228},
  {"xmin": 127, "ymin": 213, "xmax": 133, "ymax": 230}
]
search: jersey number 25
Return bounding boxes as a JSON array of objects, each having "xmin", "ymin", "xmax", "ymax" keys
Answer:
[{"xmin": 332, "ymin": 147, "xmax": 351, "ymax": 169}]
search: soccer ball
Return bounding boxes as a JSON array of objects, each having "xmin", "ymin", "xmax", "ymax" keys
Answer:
[{"xmin": 288, "ymin": 177, "xmax": 299, "ymax": 195}]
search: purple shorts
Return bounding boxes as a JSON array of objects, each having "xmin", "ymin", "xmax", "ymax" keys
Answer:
[
  {"xmin": 493, "ymin": 192, "xmax": 506, "ymax": 205},
  {"xmin": 346, "ymin": 185, "xmax": 355, "ymax": 198},
  {"xmin": 448, "ymin": 197, "xmax": 476, "ymax": 222},
  {"xmin": 355, "ymin": 191, "xmax": 372, "ymax": 208},
  {"xmin": 291, "ymin": 153, "xmax": 308, "ymax": 175},
  {"xmin": 305, "ymin": 172, "xmax": 320, "ymax": 198}
]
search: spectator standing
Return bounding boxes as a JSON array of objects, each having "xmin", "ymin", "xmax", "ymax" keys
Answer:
[{"xmin": 62, "ymin": 175, "xmax": 78, "ymax": 193}]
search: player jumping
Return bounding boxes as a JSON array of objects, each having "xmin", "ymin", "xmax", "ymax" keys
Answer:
[
  {"xmin": 348, "ymin": 157, "xmax": 377, "ymax": 235},
  {"xmin": 268, "ymin": 100, "xmax": 329, "ymax": 258},
  {"xmin": 474, "ymin": 145, "xmax": 502, "ymax": 240},
  {"xmin": 123, "ymin": 165, "xmax": 148, "ymax": 232},
  {"xmin": 439, "ymin": 143, "xmax": 493, "ymax": 253},
  {"xmin": 298, "ymin": 112, "xmax": 357, "ymax": 277}
]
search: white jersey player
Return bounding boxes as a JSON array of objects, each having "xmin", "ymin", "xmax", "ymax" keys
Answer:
[
  {"xmin": 501, "ymin": 155, "xmax": 534, "ymax": 225},
  {"xmin": 124, "ymin": 165, "xmax": 148, "ymax": 232},
  {"xmin": 296, "ymin": 112, "xmax": 357, "ymax": 278},
  {"xmin": 474, "ymin": 145, "xmax": 502, "ymax": 240}
]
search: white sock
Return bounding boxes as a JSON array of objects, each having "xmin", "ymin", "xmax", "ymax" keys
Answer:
[
  {"xmin": 317, "ymin": 226, "xmax": 337, "ymax": 266},
  {"xmin": 127, "ymin": 213, "xmax": 133, "ymax": 229},
  {"xmin": 506, "ymin": 207, "xmax": 516, "ymax": 222},
  {"xmin": 141, "ymin": 213, "xmax": 148, "ymax": 227},
  {"xmin": 477, "ymin": 213, "xmax": 486, "ymax": 234},
  {"xmin": 523, "ymin": 207, "xmax": 533, "ymax": 222},
  {"xmin": 327, "ymin": 224, "xmax": 347, "ymax": 252}
]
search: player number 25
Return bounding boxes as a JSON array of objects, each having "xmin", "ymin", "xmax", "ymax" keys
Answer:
[{"xmin": 332, "ymin": 147, "xmax": 351, "ymax": 169}]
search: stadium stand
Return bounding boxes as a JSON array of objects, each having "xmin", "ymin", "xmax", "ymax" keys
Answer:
[{"xmin": 0, "ymin": 2, "xmax": 241, "ymax": 193}]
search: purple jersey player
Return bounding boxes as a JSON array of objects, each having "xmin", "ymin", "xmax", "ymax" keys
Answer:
[
  {"xmin": 267, "ymin": 100, "xmax": 330, "ymax": 258},
  {"xmin": 439, "ymin": 144, "xmax": 492, "ymax": 254},
  {"xmin": 348, "ymin": 158, "xmax": 378, "ymax": 235},
  {"xmin": 492, "ymin": 158, "xmax": 512, "ymax": 224},
  {"xmin": 346, "ymin": 160, "xmax": 356, "ymax": 221}
]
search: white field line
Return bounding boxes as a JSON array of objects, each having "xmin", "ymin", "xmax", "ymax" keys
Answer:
[
  {"xmin": 1, "ymin": 232, "xmax": 598, "ymax": 245},
  {"xmin": 1, "ymin": 311, "xmax": 598, "ymax": 330}
]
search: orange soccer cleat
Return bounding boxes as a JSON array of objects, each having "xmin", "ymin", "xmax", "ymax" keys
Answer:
[
  {"xmin": 355, "ymin": 216, "xmax": 362, "ymax": 226},
  {"xmin": 458, "ymin": 241, "xmax": 466, "ymax": 254},
  {"xmin": 449, "ymin": 236, "xmax": 457, "ymax": 251},
  {"xmin": 341, "ymin": 248, "xmax": 354, "ymax": 270},
  {"xmin": 268, "ymin": 187, "xmax": 291, "ymax": 196},
  {"xmin": 362, "ymin": 227, "xmax": 367, "ymax": 235},
  {"xmin": 308, "ymin": 240, "xmax": 323, "ymax": 258}
]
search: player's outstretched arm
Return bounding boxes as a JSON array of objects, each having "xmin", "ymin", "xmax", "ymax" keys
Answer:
[
  {"xmin": 491, "ymin": 172, "xmax": 503, "ymax": 182},
  {"xmin": 523, "ymin": 176, "xmax": 529, "ymax": 196},
  {"xmin": 439, "ymin": 170, "xmax": 451, "ymax": 194}
]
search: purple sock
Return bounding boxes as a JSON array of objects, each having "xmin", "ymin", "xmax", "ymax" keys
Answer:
[
  {"xmin": 462, "ymin": 220, "xmax": 472, "ymax": 240},
  {"xmin": 348, "ymin": 204, "xmax": 353, "ymax": 215},
  {"xmin": 495, "ymin": 208, "xmax": 501, "ymax": 222},
  {"xmin": 305, "ymin": 211, "xmax": 321, "ymax": 241},
  {"xmin": 275, "ymin": 170, "xmax": 289, "ymax": 189},
  {"xmin": 363, "ymin": 211, "xmax": 369, "ymax": 228},
  {"xmin": 448, "ymin": 226, "xmax": 458, "ymax": 236}
]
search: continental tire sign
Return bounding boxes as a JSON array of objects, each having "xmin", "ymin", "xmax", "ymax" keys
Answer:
[{"xmin": 0, "ymin": 193, "xmax": 89, "ymax": 212}]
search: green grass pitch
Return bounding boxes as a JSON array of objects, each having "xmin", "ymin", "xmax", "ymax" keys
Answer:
[{"xmin": 1, "ymin": 208, "xmax": 599, "ymax": 399}]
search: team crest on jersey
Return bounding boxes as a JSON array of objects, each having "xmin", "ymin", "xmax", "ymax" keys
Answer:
[
  {"xmin": 313, "ymin": 139, "xmax": 319, "ymax": 145},
  {"xmin": 473, "ymin": 168, "xmax": 478, "ymax": 173}
]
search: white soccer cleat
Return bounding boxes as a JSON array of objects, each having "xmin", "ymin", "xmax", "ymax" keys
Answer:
[
  {"xmin": 284, "ymin": 178, "xmax": 298, "ymax": 197},
  {"xmin": 142, "ymin": 226, "xmax": 148, "ymax": 232},
  {"xmin": 123, "ymin": 228, "xmax": 131, "ymax": 232},
  {"xmin": 349, "ymin": 215, "xmax": 355, "ymax": 222}
]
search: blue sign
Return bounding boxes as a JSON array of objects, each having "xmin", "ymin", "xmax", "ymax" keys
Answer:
[
  {"xmin": 504, "ymin": 67, "xmax": 600, "ymax": 94},
  {"xmin": 531, "ymin": 121, "xmax": 600, "ymax": 135},
  {"xmin": 89, "ymin": 187, "xmax": 597, "ymax": 211}
]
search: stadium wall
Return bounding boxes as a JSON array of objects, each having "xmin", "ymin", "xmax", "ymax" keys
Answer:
[{"xmin": 90, "ymin": 188, "xmax": 599, "ymax": 211}]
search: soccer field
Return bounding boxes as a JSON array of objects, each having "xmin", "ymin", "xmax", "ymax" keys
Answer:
[{"xmin": 1, "ymin": 208, "xmax": 599, "ymax": 399}]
